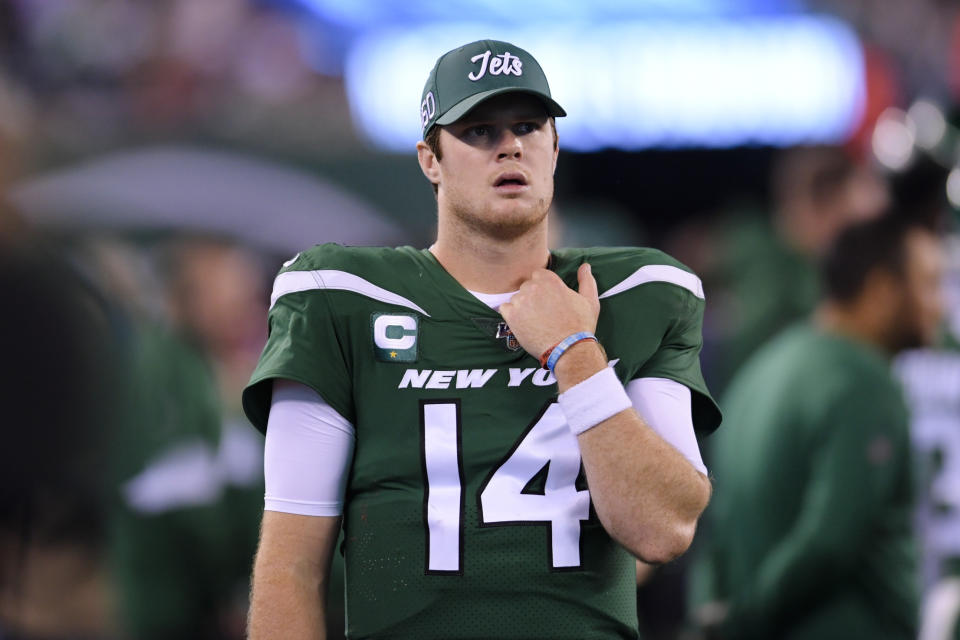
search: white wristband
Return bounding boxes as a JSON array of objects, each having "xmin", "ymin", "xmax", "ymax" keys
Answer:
[{"xmin": 558, "ymin": 366, "xmax": 632, "ymax": 436}]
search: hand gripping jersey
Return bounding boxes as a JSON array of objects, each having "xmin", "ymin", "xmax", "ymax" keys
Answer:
[{"xmin": 243, "ymin": 245, "xmax": 720, "ymax": 640}]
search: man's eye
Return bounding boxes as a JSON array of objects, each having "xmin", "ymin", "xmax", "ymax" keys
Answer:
[
  {"xmin": 470, "ymin": 125, "xmax": 490, "ymax": 137},
  {"xmin": 516, "ymin": 122, "xmax": 536, "ymax": 134}
]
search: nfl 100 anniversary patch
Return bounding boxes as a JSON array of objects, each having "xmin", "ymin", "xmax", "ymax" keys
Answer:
[
  {"xmin": 372, "ymin": 312, "xmax": 419, "ymax": 362},
  {"xmin": 471, "ymin": 318, "xmax": 523, "ymax": 352}
]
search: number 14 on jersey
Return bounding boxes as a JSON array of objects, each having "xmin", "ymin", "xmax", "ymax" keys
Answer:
[{"xmin": 420, "ymin": 400, "xmax": 591, "ymax": 574}]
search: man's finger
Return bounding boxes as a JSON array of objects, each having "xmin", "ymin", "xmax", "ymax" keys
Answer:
[{"xmin": 577, "ymin": 263, "xmax": 599, "ymax": 305}]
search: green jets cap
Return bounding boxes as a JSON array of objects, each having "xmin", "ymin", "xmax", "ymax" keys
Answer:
[{"xmin": 419, "ymin": 39, "xmax": 566, "ymax": 138}]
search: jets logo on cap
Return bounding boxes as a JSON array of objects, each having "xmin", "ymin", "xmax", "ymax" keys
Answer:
[
  {"xmin": 372, "ymin": 313, "xmax": 419, "ymax": 362},
  {"xmin": 468, "ymin": 50, "xmax": 523, "ymax": 81}
]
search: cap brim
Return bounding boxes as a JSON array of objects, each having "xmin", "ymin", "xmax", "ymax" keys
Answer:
[{"xmin": 435, "ymin": 87, "xmax": 566, "ymax": 126}]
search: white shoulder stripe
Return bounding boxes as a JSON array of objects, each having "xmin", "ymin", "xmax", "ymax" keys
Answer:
[
  {"xmin": 599, "ymin": 264, "xmax": 704, "ymax": 300},
  {"xmin": 270, "ymin": 269, "xmax": 430, "ymax": 316}
]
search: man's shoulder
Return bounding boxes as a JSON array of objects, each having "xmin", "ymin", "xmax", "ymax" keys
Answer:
[
  {"xmin": 268, "ymin": 244, "xmax": 436, "ymax": 319},
  {"xmin": 556, "ymin": 246, "xmax": 703, "ymax": 303},
  {"xmin": 279, "ymin": 243, "xmax": 418, "ymax": 276},
  {"xmin": 746, "ymin": 326, "xmax": 904, "ymax": 410},
  {"xmin": 819, "ymin": 338, "xmax": 909, "ymax": 432},
  {"xmin": 557, "ymin": 245, "xmax": 691, "ymax": 270},
  {"xmin": 743, "ymin": 325, "xmax": 885, "ymax": 377}
]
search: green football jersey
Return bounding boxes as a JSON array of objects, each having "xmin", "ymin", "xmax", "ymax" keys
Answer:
[{"xmin": 243, "ymin": 244, "xmax": 720, "ymax": 640}]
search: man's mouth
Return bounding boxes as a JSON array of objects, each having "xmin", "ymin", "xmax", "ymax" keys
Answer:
[{"xmin": 494, "ymin": 172, "xmax": 528, "ymax": 191}]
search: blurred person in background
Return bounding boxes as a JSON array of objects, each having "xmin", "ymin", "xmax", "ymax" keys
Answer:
[
  {"xmin": 897, "ymin": 233, "xmax": 960, "ymax": 640},
  {"xmin": 164, "ymin": 238, "xmax": 271, "ymax": 424},
  {"xmin": 890, "ymin": 157, "xmax": 960, "ymax": 639},
  {"xmin": 111, "ymin": 237, "xmax": 265, "ymax": 640},
  {"xmin": 0, "ymin": 129, "xmax": 122, "ymax": 637},
  {"xmin": 878, "ymin": 153, "xmax": 960, "ymax": 640},
  {"xmin": 652, "ymin": 143, "xmax": 892, "ymax": 640},
  {"xmin": 692, "ymin": 213, "xmax": 945, "ymax": 639},
  {"xmin": 243, "ymin": 39, "xmax": 720, "ymax": 640},
  {"xmin": 709, "ymin": 145, "xmax": 889, "ymax": 391},
  {"xmin": 0, "ymin": 220, "xmax": 122, "ymax": 640}
]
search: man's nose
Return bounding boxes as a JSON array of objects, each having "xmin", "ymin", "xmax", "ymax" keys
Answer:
[{"xmin": 497, "ymin": 130, "xmax": 522, "ymax": 159}]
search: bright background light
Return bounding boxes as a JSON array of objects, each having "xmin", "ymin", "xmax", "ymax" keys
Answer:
[
  {"xmin": 908, "ymin": 100, "xmax": 948, "ymax": 151},
  {"xmin": 872, "ymin": 108, "xmax": 916, "ymax": 171},
  {"xmin": 291, "ymin": 0, "xmax": 800, "ymax": 27},
  {"xmin": 946, "ymin": 167, "xmax": 960, "ymax": 209},
  {"xmin": 344, "ymin": 18, "xmax": 865, "ymax": 152}
]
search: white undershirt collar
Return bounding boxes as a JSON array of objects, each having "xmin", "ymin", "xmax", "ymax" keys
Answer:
[
  {"xmin": 467, "ymin": 289, "xmax": 518, "ymax": 311},
  {"xmin": 427, "ymin": 245, "xmax": 519, "ymax": 311}
]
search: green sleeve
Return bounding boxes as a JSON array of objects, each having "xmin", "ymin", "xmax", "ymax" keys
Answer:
[
  {"xmin": 242, "ymin": 286, "xmax": 354, "ymax": 432},
  {"xmin": 724, "ymin": 384, "xmax": 910, "ymax": 636},
  {"xmin": 634, "ymin": 292, "xmax": 721, "ymax": 434}
]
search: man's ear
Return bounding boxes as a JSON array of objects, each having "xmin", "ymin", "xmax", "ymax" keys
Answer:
[
  {"xmin": 552, "ymin": 136, "xmax": 559, "ymax": 175},
  {"xmin": 417, "ymin": 141, "xmax": 441, "ymax": 186}
]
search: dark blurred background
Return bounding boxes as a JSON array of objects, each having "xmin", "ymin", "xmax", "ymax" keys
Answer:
[{"xmin": 2, "ymin": 1, "xmax": 960, "ymax": 639}]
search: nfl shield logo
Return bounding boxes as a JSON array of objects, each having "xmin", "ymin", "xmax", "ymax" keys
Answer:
[{"xmin": 496, "ymin": 322, "xmax": 522, "ymax": 352}]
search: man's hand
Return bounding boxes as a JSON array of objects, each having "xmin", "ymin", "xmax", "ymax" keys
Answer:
[{"xmin": 499, "ymin": 263, "xmax": 600, "ymax": 358}]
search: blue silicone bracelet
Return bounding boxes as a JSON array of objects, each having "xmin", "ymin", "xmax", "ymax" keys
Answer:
[{"xmin": 546, "ymin": 331, "xmax": 598, "ymax": 374}]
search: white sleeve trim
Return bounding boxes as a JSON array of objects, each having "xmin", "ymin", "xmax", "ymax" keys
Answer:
[
  {"xmin": 599, "ymin": 264, "xmax": 704, "ymax": 300},
  {"xmin": 264, "ymin": 380, "xmax": 355, "ymax": 516},
  {"xmin": 626, "ymin": 377, "xmax": 707, "ymax": 475},
  {"xmin": 270, "ymin": 269, "xmax": 430, "ymax": 316}
]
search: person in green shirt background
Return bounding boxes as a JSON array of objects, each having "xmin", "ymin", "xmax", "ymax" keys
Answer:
[
  {"xmin": 111, "ymin": 238, "xmax": 267, "ymax": 640},
  {"xmin": 692, "ymin": 212, "xmax": 945, "ymax": 639},
  {"xmin": 707, "ymin": 145, "xmax": 889, "ymax": 393}
]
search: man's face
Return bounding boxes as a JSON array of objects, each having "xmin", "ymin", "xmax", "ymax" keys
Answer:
[
  {"xmin": 174, "ymin": 244, "xmax": 266, "ymax": 354},
  {"xmin": 427, "ymin": 93, "xmax": 558, "ymax": 241},
  {"xmin": 890, "ymin": 229, "xmax": 945, "ymax": 351}
]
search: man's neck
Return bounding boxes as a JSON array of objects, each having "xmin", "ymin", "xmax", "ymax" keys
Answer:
[
  {"xmin": 430, "ymin": 218, "xmax": 551, "ymax": 294},
  {"xmin": 814, "ymin": 302, "xmax": 891, "ymax": 356}
]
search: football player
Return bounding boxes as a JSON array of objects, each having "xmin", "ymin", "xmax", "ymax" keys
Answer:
[{"xmin": 243, "ymin": 39, "xmax": 721, "ymax": 639}]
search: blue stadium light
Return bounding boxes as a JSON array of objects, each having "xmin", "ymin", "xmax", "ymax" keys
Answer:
[
  {"xmin": 344, "ymin": 18, "xmax": 865, "ymax": 151},
  {"xmin": 287, "ymin": 0, "xmax": 800, "ymax": 28}
]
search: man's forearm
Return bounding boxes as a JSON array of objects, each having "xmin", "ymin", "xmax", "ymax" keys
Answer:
[
  {"xmin": 248, "ymin": 556, "xmax": 327, "ymax": 640},
  {"xmin": 554, "ymin": 341, "xmax": 712, "ymax": 563},
  {"xmin": 248, "ymin": 512, "xmax": 340, "ymax": 640}
]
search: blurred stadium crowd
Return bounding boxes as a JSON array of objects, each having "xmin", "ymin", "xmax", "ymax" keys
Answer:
[{"xmin": 2, "ymin": 0, "xmax": 960, "ymax": 639}]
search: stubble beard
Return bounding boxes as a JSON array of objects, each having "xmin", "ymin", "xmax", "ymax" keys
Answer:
[{"xmin": 446, "ymin": 189, "xmax": 553, "ymax": 242}]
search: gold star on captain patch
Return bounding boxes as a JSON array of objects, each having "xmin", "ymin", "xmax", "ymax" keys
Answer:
[{"xmin": 389, "ymin": 351, "xmax": 398, "ymax": 359}]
